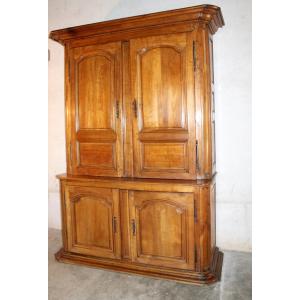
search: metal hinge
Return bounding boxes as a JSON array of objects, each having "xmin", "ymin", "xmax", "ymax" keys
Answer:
[
  {"xmin": 116, "ymin": 101, "xmax": 120, "ymax": 118},
  {"xmin": 132, "ymin": 99, "xmax": 138, "ymax": 118},
  {"xmin": 196, "ymin": 140, "xmax": 200, "ymax": 170},
  {"xmin": 194, "ymin": 208, "xmax": 198, "ymax": 222},
  {"xmin": 112, "ymin": 217, "xmax": 117, "ymax": 234},
  {"xmin": 193, "ymin": 41, "xmax": 197, "ymax": 72},
  {"xmin": 131, "ymin": 219, "xmax": 136, "ymax": 235},
  {"xmin": 195, "ymin": 247, "xmax": 197, "ymax": 263}
]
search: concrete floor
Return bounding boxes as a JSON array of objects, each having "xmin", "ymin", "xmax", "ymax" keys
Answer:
[{"xmin": 49, "ymin": 229, "xmax": 251, "ymax": 300}]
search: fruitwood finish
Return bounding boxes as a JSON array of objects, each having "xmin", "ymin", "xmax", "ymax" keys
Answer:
[{"xmin": 50, "ymin": 4, "xmax": 224, "ymax": 285}]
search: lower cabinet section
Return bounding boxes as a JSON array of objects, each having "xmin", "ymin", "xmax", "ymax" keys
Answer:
[{"xmin": 57, "ymin": 174, "xmax": 223, "ymax": 285}]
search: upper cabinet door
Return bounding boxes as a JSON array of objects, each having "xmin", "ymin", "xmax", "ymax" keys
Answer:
[
  {"xmin": 130, "ymin": 33, "xmax": 196, "ymax": 179},
  {"xmin": 68, "ymin": 42, "xmax": 123, "ymax": 176}
]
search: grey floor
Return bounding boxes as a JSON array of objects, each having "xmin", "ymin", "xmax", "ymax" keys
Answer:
[{"xmin": 49, "ymin": 229, "xmax": 251, "ymax": 300}]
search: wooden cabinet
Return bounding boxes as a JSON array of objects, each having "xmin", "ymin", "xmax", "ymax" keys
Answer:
[{"xmin": 50, "ymin": 4, "xmax": 225, "ymax": 285}]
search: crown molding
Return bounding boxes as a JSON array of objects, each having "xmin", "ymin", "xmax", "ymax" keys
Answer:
[{"xmin": 49, "ymin": 5, "xmax": 224, "ymax": 45}]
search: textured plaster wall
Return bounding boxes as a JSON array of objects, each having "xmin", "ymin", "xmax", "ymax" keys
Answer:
[{"xmin": 48, "ymin": 0, "xmax": 251, "ymax": 251}]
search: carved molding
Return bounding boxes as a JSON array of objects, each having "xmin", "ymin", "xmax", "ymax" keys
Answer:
[
  {"xmin": 136, "ymin": 199, "xmax": 185, "ymax": 214},
  {"xmin": 74, "ymin": 50, "xmax": 115, "ymax": 63},
  {"xmin": 137, "ymin": 44, "xmax": 184, "ymax": 56},
  {"xmin": 69, "ymin": 192, "xmax": 112, "ymax": 207}
]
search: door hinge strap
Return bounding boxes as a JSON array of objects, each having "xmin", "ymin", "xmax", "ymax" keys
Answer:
[
  {"xmin": 131, "ymin": 219, "xmax": 136, "ymax": 236},
  {"xmin": 116, "ymin": 101, "xmax": 120, "ymax": 118},
  {"xmin": 132, "ymin": 99, "xmax": 138, "ymax": 118},
  {"xmin": 112, "ymin": 217, "xmax": 117, "ymax": 234},
  {"xmin": 196, "ymin": 140, "xmax": 200, "ymax": 171}
]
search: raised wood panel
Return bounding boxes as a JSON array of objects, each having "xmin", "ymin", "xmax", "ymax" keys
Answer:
[
  {"xmin": 76, "ymin": 129, "xmax": 116, "ymax": 143},
  {"xmin": 79, "ymin": 143, "xmax": 115, "ymax": 168},
  {"xmin": 77, "ymin": 55, "xmax": 113, "ymax": 129},
  {"xmin": 139, "ymin": 202, "xmax": 183, "ymax": 258},
  {"xmin": 65, "ymin": 186, "xmax": 121, "ymax": 259},
  {"xmin": 140, "ymin": 46, "xmax": 185, "ymax": 129},
  {"xmin": 74, "ymin": 196, "xmax": 111, "ymax": 248},
  {"xmin": 139, "ymin": 129, "xmax": 188, "ymax": 142},
  {"xmin": 129, "ymin": 191, "xmax": 195, "ymax": 270},
  {"xmin": 69, "ymin": 42, "xmax": 123, "ymax": 177},
  {"xmin": 142, "ymin": 143, "xmax": 186, "ymax": 170},
  {"xmin": 131, "ymin": 33, "xmax": 196, "ymax": 179}
]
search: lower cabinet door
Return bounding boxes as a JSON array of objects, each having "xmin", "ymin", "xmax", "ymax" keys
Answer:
[
  {"xmin": 129, "ymin": 191, "xmax": 195, "ymax": 270},
  {"xmin": 65, "ymin": 186, "xmax": 121, "ymax": 259}
]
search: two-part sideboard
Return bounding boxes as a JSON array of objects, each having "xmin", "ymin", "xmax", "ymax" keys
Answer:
[{"xmin": 49, "ymin": 4, "xmax": 224, "ymax": 285}]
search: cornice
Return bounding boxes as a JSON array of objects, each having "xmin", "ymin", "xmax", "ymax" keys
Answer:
[{"xmin": 49, "ymin": 5, "xmax": 224, "ymax": 45}]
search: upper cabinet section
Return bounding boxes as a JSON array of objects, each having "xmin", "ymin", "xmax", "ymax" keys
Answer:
[
  {"xmin": 49, "ymin": 5, "xmax": 224, "ymax": 180},
  {"xmin": 49, "ymin": 5, "xmax": 224, "ymax": 46}
]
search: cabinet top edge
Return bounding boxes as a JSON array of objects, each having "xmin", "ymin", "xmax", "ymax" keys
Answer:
[
  {"xmin": 49, "ymin": 4, "xmax": 224, "ymax": 45},
  {"xmin": 56, "ymin": 173, "xmax": 214, "ymax": 186}
]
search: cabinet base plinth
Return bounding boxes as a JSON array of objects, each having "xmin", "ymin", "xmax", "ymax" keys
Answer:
[{"xmin": 55, "ymin": 247, "xmax": 223, "ymax": 285}]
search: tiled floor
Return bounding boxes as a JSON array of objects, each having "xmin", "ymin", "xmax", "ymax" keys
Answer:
[{"xmin": 49, "ymin": 229, "xmax": 251, "ymax": 300}]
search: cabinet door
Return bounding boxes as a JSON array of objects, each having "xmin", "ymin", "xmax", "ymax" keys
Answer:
[
  {"xmin": 65, "ymin": 186, "xmax": 121, "ymax": 259},
  {"xmin": 68, "ymin": 42, "xmax": 123, "ymax": 176},
  {"xmin": 129, "ymin": 191, "xmax": 195, "ymax": 270},
  {"xmin": 130, "ymin": 33, "xmax": 196, "ymax": 179}
]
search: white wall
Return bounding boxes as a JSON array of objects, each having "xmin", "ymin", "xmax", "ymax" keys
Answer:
[{"xmin": 48, "ymin": 0, "xmax": 251, "ymax": 251}]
